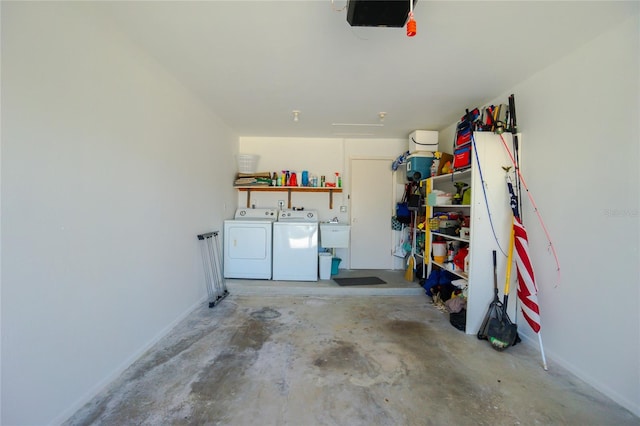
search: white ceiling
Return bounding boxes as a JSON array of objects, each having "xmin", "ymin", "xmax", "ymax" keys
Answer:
[{"xmin": 91, "ymin": 1, "xmax": 633, "ymax": 139}]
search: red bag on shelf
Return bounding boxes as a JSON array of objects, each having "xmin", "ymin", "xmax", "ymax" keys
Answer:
[{"xmin": 453, "ymin": 146, "xmax": 471, "ymax": 170}]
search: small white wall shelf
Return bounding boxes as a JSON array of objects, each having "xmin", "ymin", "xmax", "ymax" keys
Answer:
[{"xmin": 235, "ymin": 186, "xmax": 343, "ymax": 209}]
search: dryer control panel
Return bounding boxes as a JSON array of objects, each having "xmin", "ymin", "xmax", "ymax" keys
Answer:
[{"xmin": 234, "ymin": 208, "xmax": 278, "ymax": 220}]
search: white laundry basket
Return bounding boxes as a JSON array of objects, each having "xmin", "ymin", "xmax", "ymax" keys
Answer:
[{"xmin": 237, "ymin": 154, "xmax": 260, "ymax": 173}]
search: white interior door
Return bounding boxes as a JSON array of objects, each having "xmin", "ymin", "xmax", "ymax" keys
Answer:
[{"xmin": 350, "ymin": 158, "xmax": 394, "ymax": 269}]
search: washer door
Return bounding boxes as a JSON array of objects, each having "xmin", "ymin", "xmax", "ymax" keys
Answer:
[{"xmin": 272, "ymin": 223, "xmax": 318, "ymax": 281}]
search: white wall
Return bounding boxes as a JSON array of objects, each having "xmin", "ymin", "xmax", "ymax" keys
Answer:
[
  {"xmin": 517, "ymin": 15, "xmax": 638, "ymax": 415},
  {"xmin": 239, "ymin": 137, "xmax": 407, "ymax": 268},
  {"xmin": 444, "ymin": 15, "xmax": 639, "ymax": 416},
  {"xmin": 238, "ymin": 137, "xmax": 346, "ymax": 216},
  {"xmin": 1, "ymin": 3, "xmax": 237, "ymax": 425}
]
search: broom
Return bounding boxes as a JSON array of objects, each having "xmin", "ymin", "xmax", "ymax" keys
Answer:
[
  {"xmin": 405, "ymin": 212, "xmax": 416, "ymax": 281},
  {"xmin": 487, "ymin": 227, "xmax": 519, "ymax": 350},
  {"xmin": 477, "ymin": 250, "xmax": 502, "ymax": 340},
  {"xmin": 405, "ymin": 252, "xmax": 415, "ymax": 281}
]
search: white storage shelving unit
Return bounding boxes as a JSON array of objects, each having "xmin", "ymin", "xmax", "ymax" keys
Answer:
[
  {"xmin": 423, "ymin": 132, "xmax": 518, "ymax": 334},
  {"xmin": 427, "ymin": 168, "xmax": 472, "ymax": 280}
]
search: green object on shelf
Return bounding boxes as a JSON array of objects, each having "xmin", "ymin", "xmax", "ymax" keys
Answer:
[
  {"xmin": 462, "ymin": 188, "xmax": 472, "ymax": 204},
  {"xmin": 453, "ymin": 182, "xmax": 468, "ymax": 205}
]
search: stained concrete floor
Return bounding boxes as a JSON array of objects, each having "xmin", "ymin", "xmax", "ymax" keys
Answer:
[{"xmin": 65, "ymin": 285, "xmax": 638, "ymax": 425}]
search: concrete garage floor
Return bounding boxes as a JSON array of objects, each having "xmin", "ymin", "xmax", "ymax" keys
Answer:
[{"xmin": 65, "ymin": 281, "xmax": 638, "ymax": 425}]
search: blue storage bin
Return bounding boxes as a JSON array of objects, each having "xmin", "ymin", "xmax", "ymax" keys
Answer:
[{"xmin": 331, "ymin": 258, "xmax": 342, "ymax": 275}]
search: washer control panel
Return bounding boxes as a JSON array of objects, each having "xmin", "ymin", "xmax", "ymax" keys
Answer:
[{"xmin": 278, "ymin": 210, "xmax": 318, "ymax": 222}]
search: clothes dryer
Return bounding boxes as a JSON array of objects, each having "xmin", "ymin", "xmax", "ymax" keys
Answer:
[{"xmin": 223, "ymin": 208, "xmax": 277, "ymax": 279}]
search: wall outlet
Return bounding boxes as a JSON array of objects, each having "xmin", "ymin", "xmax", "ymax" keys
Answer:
[
  {"xmin": 340, "ymin": 205, "xmax": 347, "ymax": 213},
  {"xmin": 278, "ymin": 200, "xmax": 285, "ymax": 209}
]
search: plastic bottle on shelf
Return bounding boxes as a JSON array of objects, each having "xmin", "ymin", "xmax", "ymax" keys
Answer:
[{"xmin": 431, "ymin": 152, "xmax": 441, "ymax": 177}]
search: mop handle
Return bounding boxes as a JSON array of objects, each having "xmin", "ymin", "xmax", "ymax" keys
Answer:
[{"xmin": 503, "ymin": 225, "xmax": 515, "ymax": 295}]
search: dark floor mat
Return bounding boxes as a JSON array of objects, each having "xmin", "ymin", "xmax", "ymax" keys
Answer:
[{"xmin": 333, "ymin": 276, "xmax": 387, "ymax": 286}]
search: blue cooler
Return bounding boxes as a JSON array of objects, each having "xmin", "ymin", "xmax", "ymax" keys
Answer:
[{"xmin": 406, "ymin": 152, "xmax": 434, "ymax": 181}]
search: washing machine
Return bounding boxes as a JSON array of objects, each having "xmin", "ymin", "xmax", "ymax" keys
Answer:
[
  {"xmin": 272, "ymin": 210, "xmax": 319, "ymax": 281},
  {"xmin": 223, "ymin": 208, "xmax": 277, "ymax": 279}
]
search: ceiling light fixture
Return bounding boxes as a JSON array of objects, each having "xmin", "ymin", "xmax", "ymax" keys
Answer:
[
  {"xmin": 379, "ymin": 112, "xmax": 386, "ymax": 123},
  {"xmin": 331, "ymin": 123, "xmax": 384, "ymax": 127},
  {"xmin": 292, "ymin": 110, "xmax": 300, "ymax": 122},
  {"xmin": 333, "ymin": 133, "xmax": 376, "ymax": 137}
]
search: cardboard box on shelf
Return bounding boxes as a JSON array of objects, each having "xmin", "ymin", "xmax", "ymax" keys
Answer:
[{"xmin": 436, "ymin": 152, "xmax": 454, "ymax": 176}]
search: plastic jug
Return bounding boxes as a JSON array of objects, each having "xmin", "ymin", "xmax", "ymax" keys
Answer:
[{"xmin": 432, "ymin": 241, "xmax": 447, "ymax": 264}]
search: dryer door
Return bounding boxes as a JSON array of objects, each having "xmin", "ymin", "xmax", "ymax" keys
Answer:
[{"xmin": 223, "ymin": 221, "xmax": 272, "ymax": 279}]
